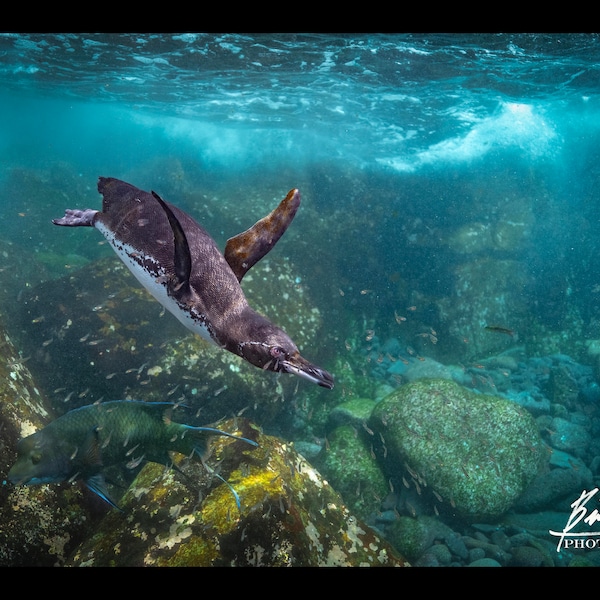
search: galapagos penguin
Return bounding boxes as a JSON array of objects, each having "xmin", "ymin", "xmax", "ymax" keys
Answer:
[{"xmin": 52, "ymin": 177, "xmax": 334, "ymax": 389}]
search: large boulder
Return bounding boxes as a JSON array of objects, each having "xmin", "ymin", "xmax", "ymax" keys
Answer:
[
  {"xmin": 66, "ymin": 420, "xmax": 407, "ymax": 566},
  {"xmin": 314, "ymin": 423, "xmax": 389, "ymax": 522},
  {"xmin": 436, "ymin": 257, "xmax": 529, "ymax": 361},
  {"xmin": 13, "ymin": 254, "xmax": 330, "ymax": 428},
  {"xmin": 0, "ymin": 320, "xmax": 94, "ymax": 566},
  {"xmin": 369, "ymin": 379, "xmax": 545, "ymax": 521}
]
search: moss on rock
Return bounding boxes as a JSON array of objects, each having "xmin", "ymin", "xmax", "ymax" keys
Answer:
[
  {"xmin": 66, "ymin": 419, "xmax": 407, "ymax": 566},
  {"xmin": 315, "ymin": 424, "xmax": 389, "ymax": 521},
  {"xmin": 370, "ymin": 379, "xmax": 545, "ymax": 522},
  {"xmin": 14, "ymin": 253, "xmax": 332, "ymax": 429},
  {"xmin": 328, "ymin": 398, "xmax": 377, "ymax": 428},
  {"xmin": 0, "ymin": 321, "xmax": 93, "ymax": 566}
]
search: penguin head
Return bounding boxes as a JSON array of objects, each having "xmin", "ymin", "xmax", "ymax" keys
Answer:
[{"xmin": 238, "ymin": 326, "xmax": 334, "ymax": 389}]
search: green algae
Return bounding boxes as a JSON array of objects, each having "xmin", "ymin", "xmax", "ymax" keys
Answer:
[
  {"xmin": 370, "ymin": 378, "xmax": 545, "ymax": 522},
  {"xmin": 66, "ymin": 420, "xmax": 407, "ymax": 566},
  {"xmin": 328, "ymin": 397, "xmax": 377, "ymax": 427},
  {"xmin": 315, "ymin": 424, "xmax": 388, "ymax": 521},
  {"xmin": 159, "ymin": 534, "xmax": 219, "ymax": 567},
  {"xmin": 0, "ymin": 323, "xmax": 95, "ymax": 566}
]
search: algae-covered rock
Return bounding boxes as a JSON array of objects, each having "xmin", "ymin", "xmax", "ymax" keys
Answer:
[
  {"xmin": 67, "ymin": 419, "xmax": 407, "ymax": 567},
  {"xmin": 447, "ymin": 222, "xmax": 494, "ymax": 255},
  {"xmin": 14, "ymin": 253, "xmax": 331, "ymax": 428},
  {"xmin": 385, "ymin": 515, "xmax": 454, "ymax": 563},
  {"xmin": 386, "ymin": 516, "xmax": 434, "ymax": 562},
  {"xmin": 369, "ymin": 379, "xmax": 545, "ymax": 521},
  {"xmin": 315, "ymin": 424, "xmax": 389, "ymax": 521},
  {"xmin": 0, "ymin": 320, "xmax": 93, "ymax": 566},
  {"xmin": 328, "ymin": 398, "xmax": 377, "ymax": 428},
  {"xmin": 436, "ymin": 258, "xmax": 529, "ymax": 361}
]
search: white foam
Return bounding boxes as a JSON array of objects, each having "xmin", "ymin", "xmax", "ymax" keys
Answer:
[{"xmin": 378, "ymin": 101, "xmax": 559, "ymax": 172}]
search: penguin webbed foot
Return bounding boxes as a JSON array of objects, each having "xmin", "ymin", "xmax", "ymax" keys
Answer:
[{"xmin": 52, "ymin": 208, "xmax": 98, "ymax": 227}]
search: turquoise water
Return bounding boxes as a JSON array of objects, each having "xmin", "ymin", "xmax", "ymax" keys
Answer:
[{"xmin": 3, "ymin": 33, "xmax": 600, "ymax": 566}]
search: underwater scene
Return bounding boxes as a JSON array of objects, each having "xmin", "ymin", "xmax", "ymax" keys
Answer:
[{"xmin": 1, "ymin": 33, "xmax": 600, "ymax": 567}]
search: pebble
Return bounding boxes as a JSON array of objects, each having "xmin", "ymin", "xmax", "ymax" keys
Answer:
[
  {"xmin": 463, "ymin": 535, "xmax": 510, "ymax": 565},
  {"xmin": 427, "ymin": 543, "xmax": 452, "ymax": 565},
  {"xmin": 468, "ymin": 547, "xmax": 486, "ymax": 563},
  {"xmin": 490, "ymin": 529, "xmax": 511, "ymax": 552},
  {"xmin": 509, "ymin": 545, "xmax": 543, "ymax": 567},
  {"xmin": 468, "ymin": 558, "xmax": 502, "ymax": 567},
  {"xmin": 414, "ymin": 553, "xmax": 440, "ymax": 567},
  {"xmin": 445, "ymin": 532, "xmax": 469, "ymax": 560},
  {"xmin": 550, "ymin": 417, "xmax": 591, "ymax": 457}
]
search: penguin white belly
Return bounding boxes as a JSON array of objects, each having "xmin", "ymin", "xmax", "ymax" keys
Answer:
[{"xmin": 96, "ymin": 221, "xmax": 217, "ymax": 346}]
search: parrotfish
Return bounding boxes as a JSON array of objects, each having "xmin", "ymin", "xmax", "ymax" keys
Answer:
[
  {"xmin": 52, "ymin": 177, "xmax": 334, "ymax": 389},
  {"xmin": 7, "ymin": 400, "xmax": 258, "ymax": 510}
]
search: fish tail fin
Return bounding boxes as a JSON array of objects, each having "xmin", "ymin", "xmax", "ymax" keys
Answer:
[
  {"xmin": 85, "ymin": 474, "xmax": 125, "ymax": 512},
  {"xmin": 187, "ymin": 425, "xmax": 258, "ymax": 462},
  {"xmin": 201, "ymin": 461, "xmax": 242, "ymax": 510},
  {"xmin": 187, "ymin": 425, "xmax": 258, "ymax": 511}
]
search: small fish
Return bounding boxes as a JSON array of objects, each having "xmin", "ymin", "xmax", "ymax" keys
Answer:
[
  {"xmin": 8, "ymin": 400, "xmax": 257, "ymax": 510},
  {"xmin": 394, "ymin": 310, "xmax": 406, "ymax": 324},
  {"xmin": 484, "ymin": 325, "xmax": 515, "ymax": 337},
  {"xmin": 62, "ymin": 391, "xmax": 75, "ymax": 403},
  {"xmin": 166, "ymin": 384, "xmax": 180, "ymax": 397},
  {"xmin": 126, "ymin": 454, "xmax": 146, "ymax": 470}
]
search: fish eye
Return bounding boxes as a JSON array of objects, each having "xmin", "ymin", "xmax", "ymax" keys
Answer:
[{"xmin": 30, "ymin": 452, "xmax": 42, "ymax": 465}]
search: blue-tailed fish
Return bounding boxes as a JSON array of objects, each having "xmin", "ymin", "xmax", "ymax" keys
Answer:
[{"xmin": 7, "ymin": 400, "xmax": 258, "ymax": 510}]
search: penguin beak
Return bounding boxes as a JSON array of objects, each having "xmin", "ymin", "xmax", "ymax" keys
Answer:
[{"xmin": 280, "ymin": 353, "xmax": 334, "ymax": 389}]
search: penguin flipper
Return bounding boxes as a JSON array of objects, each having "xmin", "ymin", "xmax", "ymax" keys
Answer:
[
  {"xmin": 151, "ymin": 191, "xmax": 192, "ymax": 296},
  {"xmin": 224, "ymin": 189, "xmax": 301, "ymax": 282}
]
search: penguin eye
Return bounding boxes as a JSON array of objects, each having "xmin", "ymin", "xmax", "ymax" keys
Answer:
[
  {"xmin": 30, "ymin": 452, "xmax": 42, "ymax": 465},
  {"xmin": 270, "ymin": 346, "xmax": 287, "ymax": 360}
]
